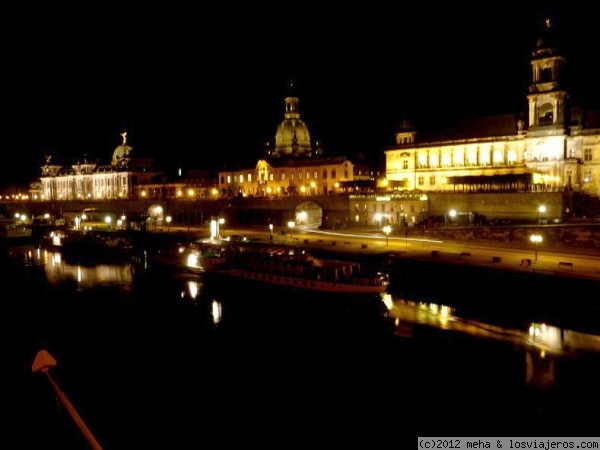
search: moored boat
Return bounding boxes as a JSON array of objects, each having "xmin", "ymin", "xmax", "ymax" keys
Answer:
[
  {"xmin": 0, "ymin": 219, "xmax": 33, "ymax": 241},
  {"xmin": 46, "ymin": 229, "xmax": 134, "ymax": 263},
  {"xmin": 210, "ymin": 243, "xmax": 390, "ymax": 295},
  {"xmin": 147, "ymin": 240, "xmax": 228, "ymax": 274}
]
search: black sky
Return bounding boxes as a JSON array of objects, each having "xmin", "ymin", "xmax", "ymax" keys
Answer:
[{"xmin": 3, "ymin": 6, "xmax": 598, "ymax": 189}]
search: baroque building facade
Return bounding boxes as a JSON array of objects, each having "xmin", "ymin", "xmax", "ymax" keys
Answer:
[
  {"xmin": 38, "ymin": 132, "xmax": 163, "ymax": 201},
  {"xmin": 217, "ymin": 95, "xmax": 375, "ymax": 199},
  {"xmin": 384, "ymin": 19, "xmax": 600, "ymax": 200}
]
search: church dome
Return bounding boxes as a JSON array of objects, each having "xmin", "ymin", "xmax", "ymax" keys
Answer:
[
  {"xmin": 112, "ymin": 132, "xmax": 132, "ymax": 166},
  {"xmin": 273, "ymin": 97, "xmax": 312, "ymax": 158}
]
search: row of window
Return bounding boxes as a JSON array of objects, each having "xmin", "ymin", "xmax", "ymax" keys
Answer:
[
  {"xmin": 223, "ymin": 169, "xmax": 348, "ymax": 185},
  {"xmin": 354, "ymin": 203, "xmax": 418, "ymax": 213},
  {"xmin": 393, "ymin": 147, "xmax": 594, "ymax": 167}
]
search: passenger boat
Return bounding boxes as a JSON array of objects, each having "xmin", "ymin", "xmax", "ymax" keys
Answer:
[
  {"xmin": 46, "ymin": 229, "xmax": 134, "ymax": 263},
  {"xmin": 211, "ymin": 243, "xmax": 390, "ymax": 295}
]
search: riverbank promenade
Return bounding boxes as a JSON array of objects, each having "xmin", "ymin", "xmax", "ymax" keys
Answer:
[{"xmin": 148, "ymin": 224, "xmax": 600, "ymax": 282}]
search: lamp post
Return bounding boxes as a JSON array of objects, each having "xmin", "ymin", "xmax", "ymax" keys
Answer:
[
  {"xmin": 269, "ymin": 223, "xmax": 273, "ymax": 242},
  {"xmin": 32, "ymin": 350, "xmax": 104, "ymax": 450},
  {"xmin": 537, "ymin": 205, "xmax": 546, "ymax": 225},
  {"xmin": 449, "ymin": 209, "xmax": 456, "ymax": 228},
  {"xmin": 530, "ymin": 233, "xmax": 543, "ymax": 261},
  {"xmin": 383, "ymin": 224, "xmax": 391, "ymax": 246},
  {"xmin": 287, "ymin": 221, "xmax": 295, "ymax": 240},
  {"xmin": 219, "ymin": 217, "xmax": 225, "ymax": 238}
]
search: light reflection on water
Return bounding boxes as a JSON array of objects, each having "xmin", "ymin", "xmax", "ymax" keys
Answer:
[
  {"xmin": 39, "ymin": 248, "xmax": 134, "ymax": 290},
  {"xmin": 384, "ymin": 293, "xmax": 600, "ymax": 356},
  {"xmin": 17, "ymin": 243, "xmax": 600, "ymax": 358},
  {"xmin": 9, "ymin": 243, "xmax": 600, "ymax": 440}
]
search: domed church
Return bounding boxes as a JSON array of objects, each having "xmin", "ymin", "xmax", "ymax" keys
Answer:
[
  {"xmin": 218, "ymin": 82, "xmax": 370, "ymax": 198},
  {"xmin": 271, "ymin": 95, "xmax": 312, "ymax": 159}
]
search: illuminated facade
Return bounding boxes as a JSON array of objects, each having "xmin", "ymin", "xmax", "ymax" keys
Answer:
[
  {"xmin": 38, "ymin": 132, "xmax": 162, "ymax": 201},
  {"xmin": 218, "ymin": 95, "xmax": 374, "ymax": 198},
  {"xmin": 385, "ymin": 19, "xmax": 600, "ymax": 198}
]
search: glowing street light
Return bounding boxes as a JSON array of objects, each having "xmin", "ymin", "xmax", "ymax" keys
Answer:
[
  {"xmin": 449, "ymin": 209, "xmax": 457, "ymax": 227},
  {"xmin": 530, "ymin": 233, "xmax": 543, "ymax": 261},
  {"xmin": 538, "ymin": 205, "xmax": 546, "ymax": 225},
  {"xmin": 219, "ymin": 217, "xmax": 225, "ymax": 238},
  {"xmin": 288, "ymin": 221, "xmax": 295, "ymax": 239},
  {"xmin": 32, "ymin": 350, "xmax": 104, "ymax": 450},
  {"xmin": 269, "ymin": 223, "xmax": 274, "ymax": 242},
  {"xmin": 383, "ymin": 224, "xmax": 391, "ymax": 246}
]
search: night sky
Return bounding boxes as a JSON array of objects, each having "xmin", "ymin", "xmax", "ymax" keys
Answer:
[{"xmin": 3, "ymin": 6, "xmax": 598, "ymax": 189}]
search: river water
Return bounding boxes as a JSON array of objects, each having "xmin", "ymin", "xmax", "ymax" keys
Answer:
[{"xmin": 7, "ymin": 242, "xmax": 600, "ymax": 447}]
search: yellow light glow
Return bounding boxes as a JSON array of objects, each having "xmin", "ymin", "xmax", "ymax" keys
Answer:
[{"xmin": 211, "ymin": 300, "xmax": 222, "ymax": 324}]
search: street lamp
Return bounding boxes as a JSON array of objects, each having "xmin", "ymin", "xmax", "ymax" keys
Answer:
[
  {"xmin": 287, "ymin": 221, "xmax": 295, "ymax": 240},
  {"xmin": 530, "ymin": 233, "xmax": 543, "ymax": 261},
  {"xmin": 32, "ymin": 350, "xmax": 104, "ymax": 450},
  {"xmin": 383, "ymin": 224, "xmax": 391, "ymax": 246},
  {"xmin": 538, "ymin": 205, "xmax": 546, "ymax": 225},
  {"xmin": 449, "ymin": 209, "xmax": 457, "ymax": 227},
  {"xmin": 269, "ymin": 223, "xmax": 274, "ymax": 242},
  {"xmin": 219, "ymin": 217, "xmax": 225, "ymax": 238}
]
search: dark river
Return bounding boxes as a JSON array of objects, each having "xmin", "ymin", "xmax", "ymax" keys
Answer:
[{"xmin": 7, "ymin": 242, "xmax": 600, "ymax": 447}]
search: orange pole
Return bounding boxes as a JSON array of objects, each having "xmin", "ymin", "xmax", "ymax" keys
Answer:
[{"xmin": 43, "ymin": 370, "xmax": 103, "ymax": 450}]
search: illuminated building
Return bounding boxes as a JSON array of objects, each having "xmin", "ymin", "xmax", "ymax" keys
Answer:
[
  {"xmin": 385, "ymin": 18, "xmax": 600, "ymax": 199},
  {"xmin": 217, "ymin": 92, "xmax": 376, "ymax": 198},
  {"xmin": 38, "ymin": 132, "xmax": 162, "ymax": 201}
]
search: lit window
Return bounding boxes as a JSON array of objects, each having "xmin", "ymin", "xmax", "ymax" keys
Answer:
[
  {"xmin": 430, "ymin": 154, "xmax": 438, "ymax": 168},
  {"xmin": 441, "ymin": 153, "xmax": 451, "ymax": 167},
  {"xmin": 493, "ymin": 149, "xmax": 504, "ymax": 165}
]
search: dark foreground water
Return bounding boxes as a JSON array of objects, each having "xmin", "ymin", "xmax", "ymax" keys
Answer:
[{"xmin": 6, "ymin": 243, "xmax": 600, "ymax": 447}]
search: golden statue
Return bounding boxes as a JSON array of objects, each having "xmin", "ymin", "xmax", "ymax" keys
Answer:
[{"xmin": 121, "ymin": 131, "xmax": 127, "ymax": 145}]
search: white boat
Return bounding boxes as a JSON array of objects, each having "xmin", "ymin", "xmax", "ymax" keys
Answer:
[{"xmin": 210, "ymin": 243, "xmax": 390, "ymax": 296}]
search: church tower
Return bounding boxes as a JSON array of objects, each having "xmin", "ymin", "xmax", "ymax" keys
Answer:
[
  {"xmin": 526, "ymin": 17, "xmax": 569, "ymax": 136},
  {"xmin": 524, "ymin": 16, "xmax": 571, "ymax": 191}
]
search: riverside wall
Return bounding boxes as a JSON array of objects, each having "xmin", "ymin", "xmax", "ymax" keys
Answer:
[{"xmin": 404, "ymin": 223, "xmax": 600, "ymax": 251}]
